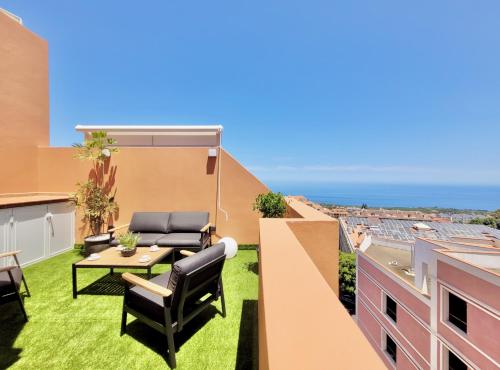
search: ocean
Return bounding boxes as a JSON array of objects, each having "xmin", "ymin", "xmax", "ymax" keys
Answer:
[{"xmin": 267, "ymin": 182, "xmax": 500, "ymax": 211}]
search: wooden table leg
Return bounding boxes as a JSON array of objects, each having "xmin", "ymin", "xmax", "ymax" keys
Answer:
[
  {"xmin": 110, "ymin": 267, "xmax": 114, "ymax": 275},
  {"xmin": 147, "ymin": 268, "xmax": 151, "ymax": 280}
]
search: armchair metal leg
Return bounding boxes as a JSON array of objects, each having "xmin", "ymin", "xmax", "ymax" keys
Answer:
[
  {"xmin": 16, "ymin": 290, "xmax": 28, "ymax": 322},
  {"xmin": 220, "ymin": 280, "xmax": 226, "ymax": 318},
  {"xmin": 120, "ymin": 309, "xmax": 127, "ymax": 336},
  {"xmin": 22, "ymin": 275, "xmax": 31, "ymax": 297},
  {"xmin": 165, "ymin": 327, "xmax": 176, "ymax": 368}
]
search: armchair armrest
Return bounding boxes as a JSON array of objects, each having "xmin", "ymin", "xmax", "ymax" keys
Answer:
[
  {"xmin": 108, "ymin": 223, "xmax": 130, "ymax": 233},
  {"xmin": 200, "ymin": 222, "xmax": 212, "ymax": 233},
  {"xmin": 0, "ymin": 250, "xmax": 21, "ymax": 259},
  {"xmin": 122, "ymin": 272, "xmax": 172, "ymax": 297},
  {"xmin": 0, "ymin": 265, "xmax": 16, "ymax": 273},
  {"xmin": 180, "ymin": 250, "xmax": 196, "ymax": 257}
]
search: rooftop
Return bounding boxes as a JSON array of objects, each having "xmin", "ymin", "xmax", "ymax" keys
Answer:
[
  {"xmin": 344, "ymin": 216, "xmax": 500, "ymax": 242},
  {"xmin": 436, "ymin": 248, "xmax": 500, "ymax": 277},
  {"xmin": 364, "ymin": 244, "xmax": 416, "ymax": 287}
]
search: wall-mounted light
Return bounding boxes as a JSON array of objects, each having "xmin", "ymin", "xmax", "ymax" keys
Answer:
[{"xmin": 208, "ymin": 148, "xmax": 217, "ymax": 157}]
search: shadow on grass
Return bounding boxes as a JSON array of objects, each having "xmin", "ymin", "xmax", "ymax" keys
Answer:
[
  {"xmin": 0, "ymin": 299, "xmax": 28, "ymax": 369},
  {"xmin": 245, "ymin": 262, "xmax": 258, "ymax": 275},
  {"xmin": 235, "ymin": 299, "xmax": 258, "ymax": 370},
  {"xmin": 124, "ymin": 306, "xmax": 220, "ymax": 367},
  {"xmin": 77, "ymin": 272, "xmax": 159, "ymax": 297}
]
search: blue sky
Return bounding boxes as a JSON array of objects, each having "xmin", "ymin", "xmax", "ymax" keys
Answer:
[{"xmin": 3, "ymin": 0, "xmax": 500, "ymax": 185}]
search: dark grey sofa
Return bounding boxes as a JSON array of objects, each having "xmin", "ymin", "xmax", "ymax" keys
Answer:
[{"xmin": 109, "ymin": 211, "xmax": 212, "ymax": 251}]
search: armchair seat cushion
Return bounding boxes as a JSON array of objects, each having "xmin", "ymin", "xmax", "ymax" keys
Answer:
[
  {"xmin": 156, "ymin": 233, "xmax": 202, "ymax": 248},
  {"xmin": 111, "ymin": 233, "xmax": 165, "ymax": 247},
  {"xmin": 0, "ymin": 267, "xmax": 22, "ymax": 296},
  {"xmin": 128, "ymin": 272, "xmax": 171, "ymax": 323}
]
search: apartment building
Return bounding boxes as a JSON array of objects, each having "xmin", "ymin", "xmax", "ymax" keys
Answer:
[{"xmin": 357, "ymin": 237, "xmax": 500, "ymax": 369}]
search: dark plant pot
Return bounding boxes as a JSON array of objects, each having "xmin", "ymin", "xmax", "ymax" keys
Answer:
[
  {"xmin": 84, "ymin": 234, "xmax": 111, "ymax": 256},
  {"xmin": 121, "ymin": 247, "xmax": 137, "ymax": 257}
]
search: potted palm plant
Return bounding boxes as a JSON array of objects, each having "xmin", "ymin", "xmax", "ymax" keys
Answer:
[
  {"xmin": 118, "ymin": 232, "xmax": 140, "ymax": 257},
  {"xmin": 72, "ymin": 131, "xmax": 119, "ymax": 255}
]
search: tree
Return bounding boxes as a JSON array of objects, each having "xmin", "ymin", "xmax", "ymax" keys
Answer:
[
  {"xmin": 469, "ymin": 215, "xmax": 499, "ymax": 229},
  {"xmin": 253, "ymin": 191, "xmax": 287, "ymax": 218},
  {"xmin": 361, "ymin": 203, "xmax": 368, "ymax": 209},
  {"xmin": 339, "ymin": 252, "xmax": 356, "ymax": 295}
]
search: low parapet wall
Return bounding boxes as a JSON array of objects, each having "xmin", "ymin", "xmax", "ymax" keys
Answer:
[{"xmin": 258, "ymin": 198, "xmax": 385, "ymax": 370}]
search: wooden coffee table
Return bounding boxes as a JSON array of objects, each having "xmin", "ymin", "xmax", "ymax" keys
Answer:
[{"xmin": 72, "ymin": 246, "xmax": 173, "ymax": 298}]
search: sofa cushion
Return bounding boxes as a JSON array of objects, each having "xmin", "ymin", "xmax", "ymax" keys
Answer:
[
  {"xmin": 128, "ymin": 271, "xmax": 171, "ymax": 323},
  {"xmin": 111, "ymin": 233, "xmax": 165, "ymax": 247},
  {"xmin": 156, "ymin": 233, "xmax": 202, "ymax": 248},
  {"xmin": 129, "ymin": 212, "xmax": 170, "ymax": 233},
  {"xmin": 0, "ymin": 267, "xmax": 22, "ymax": 296},
  {"xmin": 168, "ymin": 212, "xmax": 208, "ymax": 233}
]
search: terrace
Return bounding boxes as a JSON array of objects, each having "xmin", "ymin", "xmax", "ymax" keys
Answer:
[
  {"xmin": 0, "ymin": 11, "xmax": 386, "ymax": 369},
  {"xmin": 1, "ymin": 248, "xmax": 258, "ymax": 369}
]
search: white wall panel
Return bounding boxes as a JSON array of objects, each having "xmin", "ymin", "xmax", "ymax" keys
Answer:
[
  {"xmin": 13, "ymin": 205, "xmax": 47, "ymax": 266},
  {"xmin": 47, "ymin": 202, "xmax": 75, "ymax": 256}
]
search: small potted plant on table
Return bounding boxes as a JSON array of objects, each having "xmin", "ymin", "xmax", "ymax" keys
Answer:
[{"xmin": 119, "ymin": 232, "xmax": 140, "ymax": 257}]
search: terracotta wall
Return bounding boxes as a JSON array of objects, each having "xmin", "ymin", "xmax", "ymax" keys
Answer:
[
  {"xmin": 287, "ymin": 220, "xmax": 339, "ymax": 294},
  {"xmin": 0, "ymin": 13, "xmax": 49, "ymax": 148},
  {"xmin": 0, "ymin": 147, "xmax": 39, "ymax": 193},
  {"xmin": 258, "ymin": 200, "xmax": 385, "ymax": 370},
  {"xmin": 216, "ymin": 149, "xmax": 268, "ymax": 243},
  {"xmin": 37, "ymin": 146, "xmax": 267, "ymax": 244}
]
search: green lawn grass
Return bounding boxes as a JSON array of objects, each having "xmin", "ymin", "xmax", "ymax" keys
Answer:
[{"xmin": 0, "ymin": 249, "xmax": 258, "ymax": 369}]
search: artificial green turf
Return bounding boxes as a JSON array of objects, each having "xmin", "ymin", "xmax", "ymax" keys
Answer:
[{"xmin": 0, "ymin": 249, "xmax": 258, "ymax": 369}]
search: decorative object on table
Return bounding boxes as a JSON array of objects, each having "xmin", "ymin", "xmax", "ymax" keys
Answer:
[
  {"xmin": 253, "ymin": 191, "xmax": 287, "ymax": 218},
  {"xmin": 71, "ymin": 131, "xmax": 119, "ymax": 256},
  {"xmin": 149, "ymin": 245, "xmax": 160, "ymax": 252},
  {"xmin": 87, "ymin": 253, "xmax": 101, "ymax": 261},
  {"xmin": 138, "ymin": 255, "xmax": 151, "ymax": 263},
  {"xmin": 119, "ymin": 232, "xmax": 140, "ymax": 257},
  {"xmin": 218, "ymin": 237, "xmax": 238, "ymax": 259}
]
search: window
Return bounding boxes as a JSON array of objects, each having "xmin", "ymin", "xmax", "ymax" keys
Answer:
[
  {"xmin": 448, "ymin": 350, "xmax": 467, "ymax": 370},
  {"xmin": 386, "ymin": 295, "xmax": 397, "ymax": 323},
  {"xmin": 385, "ymin": 334, "xmax": 397, "ymax": 363},
  {"xmin": 448, "ymin": 292, "xmax": 467, "ymax": 333}
]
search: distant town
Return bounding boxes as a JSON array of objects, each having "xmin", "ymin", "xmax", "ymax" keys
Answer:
[{"xmin": 290, "ymin": 195, "xmax": 499, "ymax": 369}]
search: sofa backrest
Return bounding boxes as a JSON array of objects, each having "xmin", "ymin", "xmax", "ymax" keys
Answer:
[
  {"xmin": 129, "ymin": 212, "xmax": 170, "ymax": 233},
  {"xmin": 167, "ymin": 243, "xmax": 226, "ymax": 315},
  {"xmin": 168, "ymin": 212, "xmax": 209, "ymax": 233}
]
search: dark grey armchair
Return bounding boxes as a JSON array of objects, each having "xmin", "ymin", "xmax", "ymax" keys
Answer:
[
  {"xmin": 120, "ymin": 243, "xmax": 226, "ymax": 368},
  {"xmin": 0, "ymin": 251, "xmax": 31, "ymax": 322}
]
